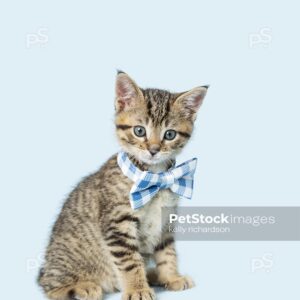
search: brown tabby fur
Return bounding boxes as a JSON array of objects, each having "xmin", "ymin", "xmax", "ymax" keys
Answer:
[{"xmin": 38, "ymin": 72, "xmax": 208, "ymax": 300}]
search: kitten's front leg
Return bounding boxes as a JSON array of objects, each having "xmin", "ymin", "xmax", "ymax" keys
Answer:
[
  {"xmin": 105, "ymin": 212, "xmax": 155, "ymax": 300},
  {"xmin": 149, "ymin": 233, "xmax": 195, "ymax": 291}
]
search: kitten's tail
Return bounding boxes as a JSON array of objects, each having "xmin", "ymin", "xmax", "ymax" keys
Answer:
[{"xmin": 38, "ymin": 269, "xmax": 103, "ymax": 300}]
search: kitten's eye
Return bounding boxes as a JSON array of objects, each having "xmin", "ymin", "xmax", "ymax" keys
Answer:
[
  {"xmin": 164, "ymin": 130, "xmax": 177, "ymax": 140},
  {"xmin": 133, "ymin": 126, "xmax": 146, "ymax": 137}
]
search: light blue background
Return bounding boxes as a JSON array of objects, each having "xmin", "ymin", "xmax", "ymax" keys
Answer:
[{"xmin": 0, "ymin": 0, "xmax": 299, "ymax": 299}]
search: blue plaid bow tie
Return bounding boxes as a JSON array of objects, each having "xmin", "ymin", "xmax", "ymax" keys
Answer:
[{"xmin": 117, "ymin": 151, "xmax": 197, "ymax": 210}]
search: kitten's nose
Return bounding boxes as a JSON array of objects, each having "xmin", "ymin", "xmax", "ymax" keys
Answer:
[{"xmin": 149, "ymin": 145, "xmax": 160, "ymax": 156}]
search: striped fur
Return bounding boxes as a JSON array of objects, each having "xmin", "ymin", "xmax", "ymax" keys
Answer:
[{"xmin": 38, "ymin": 72, "xmax": 207, "ymax": 300}]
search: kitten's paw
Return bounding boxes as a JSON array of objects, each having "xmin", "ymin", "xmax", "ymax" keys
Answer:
[
  {"xmin": 68, "ymin": 281, "xmax": 103, "ymax": 300},
  {"xmin": 122, "ymin": 288, "xmax": 155, "ymax": 300},
  {"xmin": 165, "ymin": 275, "xmax": 195, "ymax": 291}
]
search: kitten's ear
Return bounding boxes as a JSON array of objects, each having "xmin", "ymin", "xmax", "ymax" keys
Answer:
[
  {"xmin": 173, "ymin": 86, "xmax": 208, "ymax": 119},
  {"xmin": 115, "ymin": 71, "xmax": 143, "ymax": 112}
]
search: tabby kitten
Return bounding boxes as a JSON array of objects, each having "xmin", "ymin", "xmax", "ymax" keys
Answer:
[{"xmin": 38, "ymin": 72, "xmax": 208, "ymax": 300}]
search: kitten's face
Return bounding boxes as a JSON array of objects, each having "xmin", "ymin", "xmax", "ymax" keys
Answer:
[{"xmin": 115, "ymin": 73, "xmax": 207, "ymax": 165}]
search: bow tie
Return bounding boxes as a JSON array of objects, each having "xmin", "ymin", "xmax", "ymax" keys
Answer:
[{"xmin": 117, "ymin": 151, "xmax": 197, "ymax": 210}]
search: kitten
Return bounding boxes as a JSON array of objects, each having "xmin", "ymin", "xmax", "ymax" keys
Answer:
[{"xmin": 38, "ymin": 71, "xmax": 208, "ymax": 300}]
